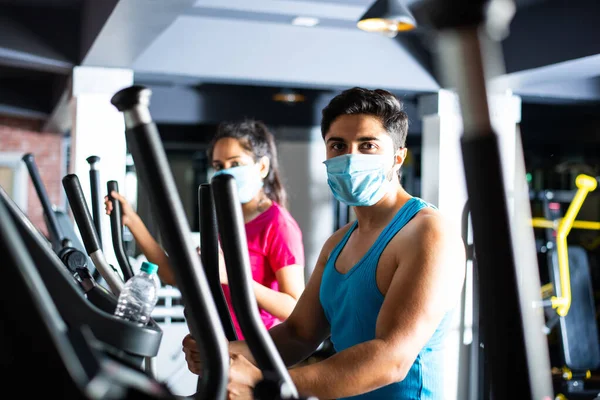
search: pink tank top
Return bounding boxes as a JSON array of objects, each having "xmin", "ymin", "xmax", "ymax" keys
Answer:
[{"xmin": 221, "ymin": 202, "xmax": 304, "ymax": 339}]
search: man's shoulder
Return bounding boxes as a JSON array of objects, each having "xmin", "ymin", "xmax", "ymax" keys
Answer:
[
  {"xmin": 314, "ymin": 222, "xmax": 355, "ymax": 268},
  {"xmin": 325, "ymin": 222, "xmax": 355, "ymax": 250},
  {"xmin": 404, "ymin": 205, "xmax": 446, "ymax": 236},
  {"xmin": 395, "ymin": 206, "xmax": 462, "ymax": 256}
]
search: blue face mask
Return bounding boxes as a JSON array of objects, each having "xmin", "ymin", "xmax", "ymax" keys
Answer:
[
  {"xmin": 323, "ymin": 154, "xmax": 393, "ymax": 207},
  {"xmin": 212, "ymin": 164, "xmax": 264, "ymax": 204}
]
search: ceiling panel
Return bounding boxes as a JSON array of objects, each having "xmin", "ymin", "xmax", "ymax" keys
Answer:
[
  {"xmin": 191, "ymin": 0, "xmax": 367, "ymax": 20},
  {"xmin": 132, "ymin": 15, "xmax": 439, "ymax": 93},
  {"xmin": 0, "ymin": 0, "xmax": 82, "ymax": 7}
]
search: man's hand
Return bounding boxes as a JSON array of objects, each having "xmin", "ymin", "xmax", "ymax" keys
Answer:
[
  {"xmin": 229, "ymin": 353, "xmax": 262, "ymax": 386},
  {"xmin": 226, "ymin": 382, "xmax": 254, "ymax": 400},
  {"xmin": 228, "ymin": 353, "xmax": 262, "ymax": 399},
  {"xmin": 183, "ymin": 333, "xmax": 262, "ymax": 399}
]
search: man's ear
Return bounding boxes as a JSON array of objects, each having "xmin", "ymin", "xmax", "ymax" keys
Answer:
[
  {"xmin": 258, "ymin": 156, "xmax": 270, "ymax": 179},
  {"xmin": 393, "ymin": 147, "xmax": 408, "ymax": 172}
]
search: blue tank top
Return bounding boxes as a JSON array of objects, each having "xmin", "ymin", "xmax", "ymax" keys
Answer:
[{"xmin": 319, "ymin": 197, "xmax": 452, "ymax": 400}]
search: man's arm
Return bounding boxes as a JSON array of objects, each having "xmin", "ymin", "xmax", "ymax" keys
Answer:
[
  {"xmin": 189, "ymin": 226, "xmax": 350, "ymax": 372},
  {"xmin": 262, "ymin": 255, "xmax": 330, "ymax": 367},
  {"xmin": 231, "ymin": 232, "xmax": 337, "ymax": 366},
  {"xmin": 287, "ymin": 213, "xmax": 466, "ymax": 399}
]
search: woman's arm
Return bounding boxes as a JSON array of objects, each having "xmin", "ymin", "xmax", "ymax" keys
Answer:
[
  {"xmin": 220, "ymin": 261, "xmax": 304, "ymax": 321},
  {"xmin": 105, "ymin": 191, "xmax": 176, "ymax": 285},
  {"xmin": 252, "ymin": 265, "xmax": 304, "ymax": 320}
]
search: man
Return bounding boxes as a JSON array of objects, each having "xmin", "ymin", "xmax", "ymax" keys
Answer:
[{"xmin": 183, "ymin": 87, "xmax": 466, "ymax": 399}]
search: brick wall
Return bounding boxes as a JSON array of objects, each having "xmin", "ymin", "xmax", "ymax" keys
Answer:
[{"xmin": 0, "ymin": 115, "xmax": 63, "ymax": 237}]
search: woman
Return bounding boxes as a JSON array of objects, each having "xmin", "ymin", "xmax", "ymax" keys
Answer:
[{"xmin": 105, "ymin": 119, "xmax": 305, "ymax": 338}]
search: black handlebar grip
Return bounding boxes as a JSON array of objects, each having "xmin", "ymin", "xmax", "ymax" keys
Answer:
[
  {"xmin": 86, "ymin": 156, "xmax": 100, "ymax": 165},
  {"xmin": 111, "ymin": 84, "xmax": 229, "ymax": 400},
  {"xmin": 86, "ymin": 156, "xmax": 103, "ymax": 251},
  {"xmin": 212, "ymin": 173, "xmax": 298, "ymax": 397},
  {"xmin": 110, "ymin": 85, "xmax": 151, "ymax": 111},
  {"xmin": 199, "ymin": 184, "xmax": 237, "ymax": 341},
  {"xmin": 22, "ymin": 153, "xmax": 63, "ymax": 248},
  {"xmin": 107, "ymin": 181, "xmax": 134, "ymax": 281},
  {"xmin": 62, "ymin": 174, "xmax": 101, "ymax": 255}
]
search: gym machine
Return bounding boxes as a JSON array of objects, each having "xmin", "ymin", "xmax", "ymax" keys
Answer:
[
  {"xmin": 87, "ymin": 155, "xmax": 104, "ymax": 252},
  {"xmin": 458, "ymin": 202, "xmax": 488, "ymax": 400},
  {"xmin": 111, "ymin": 85, "xmax": 318, "ymax": 400},
  {"xmin": 110, "ymin": 85, "xmax": 230, "ymax": 400},
  {"xmin": 0, "ymin": 185, "xmax": 163, "ymax": 372},
  {"xmin": 21, "ymin": 153, "xmax": 102, "ymax": 278},
  {"xmin": 0, "ymin": 194, "xmax": 174, "ymax": 399},
  {"xmin": 108, "ymin": 180, "xmax": 136, "ymax": 281},
  {"xmin": 531, "ymin": 176, "xmax": 600, "ymax": 399},
  {"xmin": 211, "ymin": 174, "xmax": 305, "ymax": 399},
  {"xmin": 63, "ymin": 173, "xmax": 125, "ymax": 295},
  {"xmin": 198, "ymin": 183, "xmax": 237, "ymax": 342},
  {"xmin": 413, "ymin": 0, "xmax": 554, "ymax": 398}
]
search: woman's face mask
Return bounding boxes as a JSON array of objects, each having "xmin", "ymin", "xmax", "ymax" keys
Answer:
[
  {"xmin": 212, "ymin": 164, "xmax": 264, "ymax": 204},
  {"xmin": 323, "ymin": 154, "xmax": 395, "ymax": 207}
]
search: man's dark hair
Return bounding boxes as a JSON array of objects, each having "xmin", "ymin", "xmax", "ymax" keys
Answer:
[{"xmin": 320, "ymin": 87, "xmax": 409, "ymax": 150}]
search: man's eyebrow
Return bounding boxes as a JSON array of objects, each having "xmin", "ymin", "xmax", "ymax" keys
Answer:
[
  {"xmin": 326, "ymin": 136, "xmax": 382, "ymax": 143},
  {"xmin": 356, "ymin": 136, "xmax": 380, "ymax": 142}
]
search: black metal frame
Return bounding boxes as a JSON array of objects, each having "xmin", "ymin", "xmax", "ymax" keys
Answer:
[
  {"xmin": 22, "ymin": 153, "xmax": 65, "ymax": 251},
  {"xmin": 111, "ymin": 85, "xmax": 229, "ymax": 400},
  {"xmin": 415, "ymin": 0, "xmax": 554, "ymax": 398},
  {"xmin": 199, "ymin": 183, "xmax": 238, "ymax": 341},
  {"xmin": 0, "ymin": 185, "xmax": 180, "ymax": 398},
  {"xmin": 87, "ymin": 155, "xmax": 104, "ymax": 251},
  {"xmin": 0, "ymin": 184, "xmax": 163, "ymax": 363},
  {"xmin": 211, "ymin": 174, "xmax": 299, "ymax": 399},
  {"xmin": 62, "ymin": 173, "xmax": 124, "ymax": 295},
  {"xmin": 107, "ymin": 180, "xmax": 135, "ymax": 281},
  {"xmin": 0, "ymin": 193, "xmax": 90, "ymax": 397}
]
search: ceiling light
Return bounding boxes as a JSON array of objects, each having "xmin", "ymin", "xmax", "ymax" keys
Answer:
[
  {"xmin": 273, "ymin": 89, "xmax": 305, "ymax": 104},
  {"xmin": 357, "ymin": 0, "xmax": 416, "ymax": 37},
  {"xmin": 291, "ymin": 16, "xmax": 320, "ymax": 27}
]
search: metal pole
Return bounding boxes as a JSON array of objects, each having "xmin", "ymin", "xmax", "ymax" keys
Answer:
[
  {"xmin": 22, "ymin": 153, "xmax": 64, "ymax": 251},
  {"xmin": 111, "ymin": 85, "xmax": 229, "ymax": 400},
  {"xmin": 107, "ymin": 180, "xmax": 135, "ymax": 281},
  {"xmin": 62, "ymin": 174, "xmax": 124, "ymax": 296},
  {"xmin": 212, "ymin": 174, "xmax": 298, "ymax": 399},
  {"xmin": 417, "ymin": 0, "xmax": 554, "ymax": 398},
  {"xmin": 86, "ymin": 156, "xmax": 103, "ymax": 251},
  {"xmin": 199, "ymin": 184, "xmax": 237, "ymax": 341}
]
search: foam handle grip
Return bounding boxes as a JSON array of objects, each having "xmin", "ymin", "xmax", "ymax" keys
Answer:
[
  {"xmin": 22, "ymin": 153, "xmax": 63, "ymax": 247},
  {"xmin": 107, "ymin": 180, "xmax": 135, "ymax": 281},
  {"xmin": 212, "ymin": 173, "xmax": 297, "ymax": 397},
  {"xmin": 199, "ymin": 184, "xmax": 237, "ymax": 341},
  {"xmin": 62, "ymin": 174, "xmax": 101, "ymax": 254}
]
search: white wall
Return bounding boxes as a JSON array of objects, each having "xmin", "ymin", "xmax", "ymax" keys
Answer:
[
  {"xmin": 275, "ymin": 127, "xmax": 334, "ymax": 280},
  {"xmin": 70, "ymin": 66, "xmax": 134, "ymax": 269}
]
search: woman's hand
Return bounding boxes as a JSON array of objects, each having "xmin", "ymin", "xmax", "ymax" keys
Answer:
[
  {"xmin": 104, "ymin": 191, "xmax": 137, "ymax": 226},
  {"xmin": 196, "ymin": 246, "xmax": 228, "ymax": 285},
  {"xmin": 182, "ymin": 333, "xmax": 203, "ymax": 375}
]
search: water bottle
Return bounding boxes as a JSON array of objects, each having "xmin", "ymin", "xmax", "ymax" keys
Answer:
[{"xmin": 113, "ymin": 261, "xmax": 160, "ymax": 326}]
